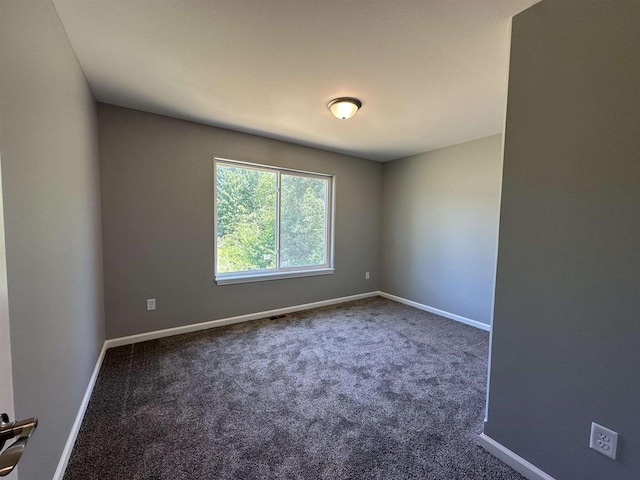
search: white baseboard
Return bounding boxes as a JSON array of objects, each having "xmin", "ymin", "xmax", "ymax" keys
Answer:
[
  {"xmin": 55, "ymin": 290, "xmax": 487, "ymax": 479},
  {"xmin": 479, "ymin": 433, "xmax": 555, "ymax": 480},
  {"xmin": 105, "ymin": 291, "xmax": 379, "ymax": 348},
  {"xmin": 53, "ymin": 292, "xmax": 379, "ymax": 479},
  {"xmin": 378, "ymin": 292, "xmax": 491, "ymax": 331},
  {"xmin": 52, "ymin": 343, "xmax": 107, "ymax": 480},
  {"xmin": 106, "ymin": 291, "xmax": 490, "ymax": 350}
]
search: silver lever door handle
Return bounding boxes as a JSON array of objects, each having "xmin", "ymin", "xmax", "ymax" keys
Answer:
[{"xmin": 0, "ymin": 413, "xmax": 38, "ymax": 477}]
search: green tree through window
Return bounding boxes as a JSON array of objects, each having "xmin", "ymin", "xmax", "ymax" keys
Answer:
[
  {"xmin": 216, "ymin": 164, "xmax": 276, "ymax": 273},
  {"xmin": 215, "ymin": 160, "xmax": 332, "ymax": 280},
  {"xmin": 281, "ymin": 174, "xmax": 327, "ymax": 268}
]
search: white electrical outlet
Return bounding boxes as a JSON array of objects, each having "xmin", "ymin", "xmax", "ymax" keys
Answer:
[
  {"xmin": 589, "ymin": 422, "xmax": 618, "ymax": 460},
  {"xmin": 146, "ymin": 298, "xmax": 156, "ymax": 311},
  {"xmin": 365, "ymin": 272, "xmax": 370, "ymax": 280}
]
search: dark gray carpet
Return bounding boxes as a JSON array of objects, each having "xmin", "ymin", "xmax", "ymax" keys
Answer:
[{"xmin": 64, "ymin": 297, "xmax": 524, "ymax": 479}]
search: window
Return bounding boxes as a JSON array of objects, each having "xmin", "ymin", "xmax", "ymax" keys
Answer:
[{"xmin": 214, "ymin": 158, "xmax": 334, "ymax": 285}]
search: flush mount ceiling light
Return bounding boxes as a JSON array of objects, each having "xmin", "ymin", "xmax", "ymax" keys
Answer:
[{"xmin": 328, "ymin": 97, "xmax": 362, "ymax": 120}]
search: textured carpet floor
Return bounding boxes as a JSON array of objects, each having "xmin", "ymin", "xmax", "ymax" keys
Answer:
[{"xmin": 64, "ymin": 297, "xmax": 524, "ymax": 479}]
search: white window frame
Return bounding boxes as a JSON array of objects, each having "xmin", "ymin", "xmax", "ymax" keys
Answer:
[{"xmin": 214, "ymin": 157, "xmax": 335, "ymax": 285}]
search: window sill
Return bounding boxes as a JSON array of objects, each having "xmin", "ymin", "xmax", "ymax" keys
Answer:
[{"xmin": 215, "ymin": 268, "xmax": 335, "ymax": 285}]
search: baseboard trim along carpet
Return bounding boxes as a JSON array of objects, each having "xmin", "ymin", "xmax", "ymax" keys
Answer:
[
  {"xmin": 478, "ymin": 433, "xmax": 556, "ymax": 480},
  {"xmin": 55, "ymin": 291, "xmax": 491, "ymax": 479},
  {"xmin": 105, "ymin": 291, "xmax": 380, "ymax": 349},
  {"xmin": 52, "ymin": 343, "xmax": 107, "ymax": 480},
  {"xmin": 378, "ymin": 292, "xmax": 491, "ymax": 332},
  {"xmin": 55, "ymin": 292, "xmax": 379, "ymax": 479}
]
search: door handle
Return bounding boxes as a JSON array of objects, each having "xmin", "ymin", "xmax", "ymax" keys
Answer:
[{"xmin": 0, "ymin": 413, "xmax": 38, "ymax": 477}]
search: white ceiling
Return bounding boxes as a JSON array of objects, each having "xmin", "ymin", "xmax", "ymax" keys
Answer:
[{"xmin": 53, "ymin": 0, "xmax": 538, "ymax": 162}]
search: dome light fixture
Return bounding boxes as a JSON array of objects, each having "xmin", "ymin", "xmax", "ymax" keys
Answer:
[{"xmin": 328, "ymin": 97, "xmax": 362, "ymax": 120}]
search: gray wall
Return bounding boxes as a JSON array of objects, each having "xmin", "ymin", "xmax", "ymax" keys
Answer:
[
  {"xmin": 381, "ymin": 135, "xmax": 503, "ymax": 325},
  {"xmin": 484, "ymin": 1, "xmax": 640, "ymax": 479},
  {"xmin": 0, "ymin": 158, "xmax": 16, "ymax": 480},
  {"xmin": 98, "ymin": 104, "xmax": 382, "ymax": 339},
  {"xmin": 0, "ymin": 1, "xmax": 105, "ymax": 480}
]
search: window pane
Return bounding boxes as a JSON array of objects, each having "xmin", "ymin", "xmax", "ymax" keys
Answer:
[
  {"xmin": 280, "ymin": 174, "xmax": 328, "ymax": 268},
  {"xmin": 216, "ymin": 164, "xmax": 277, "ymax": 273}
]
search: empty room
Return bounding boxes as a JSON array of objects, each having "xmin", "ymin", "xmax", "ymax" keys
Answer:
[{"xmin": 0, "ymin": 0, "xmax": 638, "ymax": 479}]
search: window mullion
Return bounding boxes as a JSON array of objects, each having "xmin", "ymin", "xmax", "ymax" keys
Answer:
[{"xmin": 275, "ymin": 172, "xmax": 281, "ymax": 270}]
